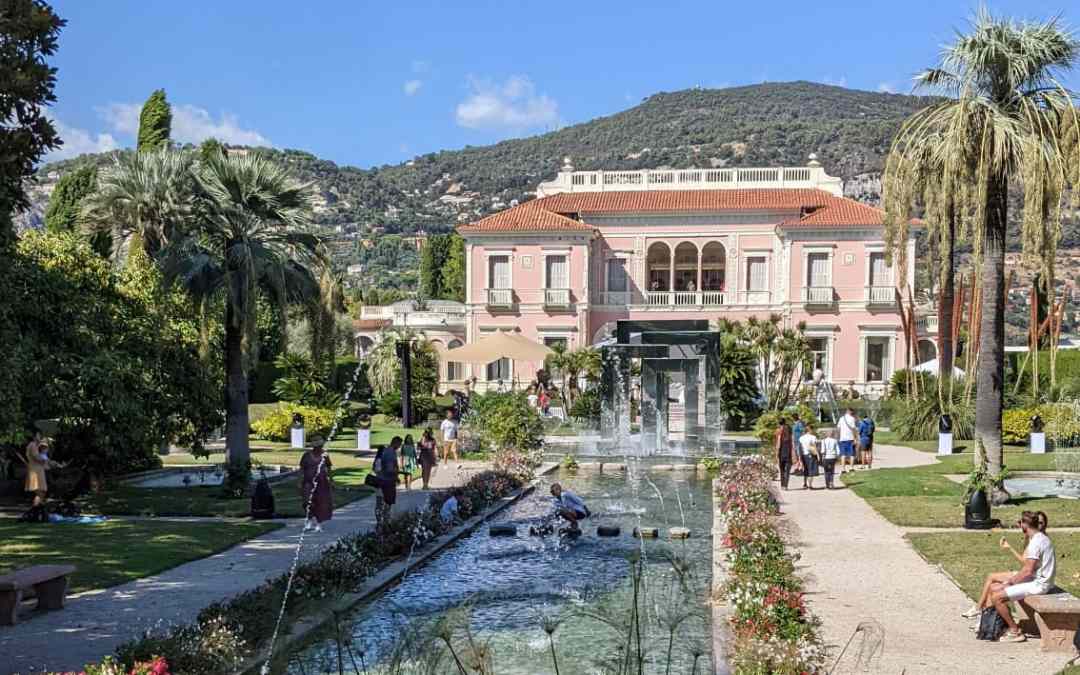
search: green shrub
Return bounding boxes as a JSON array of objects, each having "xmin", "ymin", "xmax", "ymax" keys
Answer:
[
  {"xmin": 892, "ymin": 377, "xmax": 974, "ymax": 441},
  {"xmin": 1002, "ymin": 408, "xmax": 1032, "ymax": 444},
  {"xmin": 753, "ymin": 404, "xmax": 816, "ymax": 443},
  {"xmin": 569, "ymin": 387, "xmax": 601, "ymax": 426},
  {"xmin": 465, "ymin": 391, "xmax": 544, "ymax": 452},
  {"xmin": 376, "ymin": 391, "xmax": 436, "ymax": 422},
  {"xmin": 249, "ymin": 403, "xmax": 337, "ymax": 442},
  {"xmin": 1003, "ymin": 403, "xmax": 1080, "ymax": 446}
]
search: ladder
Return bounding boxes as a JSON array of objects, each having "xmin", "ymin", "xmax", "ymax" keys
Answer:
[{"xmin": 814, "ymin": 379, "xmax": 841, "ymax": 424}]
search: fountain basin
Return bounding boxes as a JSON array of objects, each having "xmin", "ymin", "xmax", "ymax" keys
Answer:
[{"xmin": 120, "ymin": 465, "xmax": 296, "ymax": 488}]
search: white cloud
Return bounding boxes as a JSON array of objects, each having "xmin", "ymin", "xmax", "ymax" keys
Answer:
[
  {"xmin": 455, "ymin": 75, "xmax": 559, "ymax": 131},
  {"xmin": 98, "ymin": 102, "xmax": 270, "ymax": 146},
  {"xmin": 877, "ymin": 82, "xmax": 897, "ymax": 94},
  {"xmin": 43, "ymin": 117, "xmax": 119, "ymax": 162},
  {"xmin": 821, "ymin": 75, "xmax": 848, "ymax": 88},
  {"xmin": 403, "ymin": 79, "xmax": 423, "ymax": 96}
]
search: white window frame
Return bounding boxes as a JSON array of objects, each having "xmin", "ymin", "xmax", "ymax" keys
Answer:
[
  {"xmin": 543, "ymin": 252, "xmax": 570, "ymax": 290},
  {"xmin": 803, "ymin": 332, "xmax": 834, "ymax": 382},
  {"xmin": 744, "ymin": 253, "xmax": 770, "ymax": 293},
  {"xmin": 859, "ymin": 332, "xmax": 895, "ymax": 383},
  {"xmin": 803, "ymin": 245, "xmax": 834, "ymax": 289},
  {"xmin": 864, "ymin": 244, "xmax": 893, "ymax": 288},
  {"xmin": 484, "ymin": 250, "xmax": 514, "ymax": 290}
]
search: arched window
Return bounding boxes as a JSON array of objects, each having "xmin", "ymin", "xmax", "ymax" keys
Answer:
[
  {"xmin": 646, "ymin": 242, "xmax": 671, "ymax": 292},
  {"xmin": 701, "ymin": 242, "xmax": 726, "ymax": 291},
  {"xmin": 673, "ymin": 242, "xmax": 699, "ymax": 291}
]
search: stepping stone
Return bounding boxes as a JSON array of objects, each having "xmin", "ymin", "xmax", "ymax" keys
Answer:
[
  {"xmin": 672, "ymin": 464, "xmax": 697, "ymax": 472},
  {"xmin": 633, "ymin": 527, "xmax": 659, "ymax": 538},
  {"xmin": 601, "ymin": 463, "xmax": 626, "ymax": 473},
  {"xmin": 669, "ymin": 527, "xmax": 691, "ymax": 539},
  {"xmin": 651, "ymin": 464, "xmax": 674, "ymax": 472},
  {"xmin": 489, "ymin": 524, "xmax": 517, "ymax": 537},
  {"xmin": 597, "ymin": 525, "xmax": 621, "ymax": 537},
  {"xmin": 577, "ymin": 462, "xmax": 602, "ymax": 471}
]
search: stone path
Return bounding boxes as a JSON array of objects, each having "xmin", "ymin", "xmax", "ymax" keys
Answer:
[
  {"xmin": 0, "ymin": 460, "xmax": 490, "ymax": 674},
  {"xmin": 779, "ymin": 443, "xmax": 1073, "ymax": 674}
]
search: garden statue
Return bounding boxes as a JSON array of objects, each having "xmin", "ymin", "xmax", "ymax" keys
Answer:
[
  {"xmin": 250, "ymin": 478, "xmax": 275, "ymax": 519},
  {"xmin": 938, "ymin": 414, "xmax": 954, "ymax": 456},
  {"xmin": 1030, "ymin": 414, "xmax": 1046, "ymax": 454},
  {"xmin": 290, "ymin": 413, "xmax": 305, "ymax": 450}
]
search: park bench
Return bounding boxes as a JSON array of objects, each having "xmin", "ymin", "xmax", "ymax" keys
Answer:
[
  {"xmin": 1019, "ymin": 589, "xmax": 1080, "ymax": 653},
  {"xmin": 0, "ymin": 564, "xmax": 76, "ymax": 626}
]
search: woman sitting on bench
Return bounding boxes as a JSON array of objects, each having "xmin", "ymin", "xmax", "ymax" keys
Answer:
[{"xmin": 963, "ymin": 510, "xmax": 1055, "ymax": 643}]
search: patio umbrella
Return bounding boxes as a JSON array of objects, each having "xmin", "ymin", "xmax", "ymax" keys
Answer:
[{"xmin": 446, "ymin": 331, "xmax": 553, "ymax": 364}]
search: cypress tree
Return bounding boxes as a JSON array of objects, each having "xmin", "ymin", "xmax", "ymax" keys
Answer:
[
  {"xmin": 419, "ymin": 234, "xmax": 450, "ymax": 298},
  {"xmin": 137, "ymin": 89, "xmax": 172, "ymax": 152},
  {"xmin": 45, "ymin": 165, "xmax": 97, "ymax": 233},
  {"xmin": 439, "ymin": 235, "xmax": 466, "ymax": 302}
]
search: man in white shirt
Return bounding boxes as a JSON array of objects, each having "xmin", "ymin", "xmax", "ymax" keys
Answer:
[
  {"xmin": 439, "ymin": 410, "xmax": 459, "ymax": 462},
  {"xmin": 551, "ymin": 482, "xmax": 589, "ymax": 532},
  {"xmin": 837, "ymin": 407, "xmax": 859, "ymax": 475},
  {"xmin": 798, "ymin": 428, "xmax": 819, "ymax": 490},
  {"xmin": 440, "ymin": 488, "xmax": 463, "ymax": 523},
  {"xmin": 819, "ymin": 429, "xmax": 839, "ymax": 489}
]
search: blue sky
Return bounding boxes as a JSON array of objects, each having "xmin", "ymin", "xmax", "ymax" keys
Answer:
[{"xmin": 46, "ymin": 0, "xmax": 1079, "ymax": 168}]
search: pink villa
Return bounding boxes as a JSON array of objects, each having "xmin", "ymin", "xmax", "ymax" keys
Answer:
[{"xmin": 452, "ymin": 157, "xmax": 933, "ymax": 396}]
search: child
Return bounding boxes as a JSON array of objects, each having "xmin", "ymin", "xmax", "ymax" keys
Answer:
[
  {"xmin": 819, "ymin": 429, "xmax": 839, "ymax": 489},
  {"xmin": 401, "ymin": 434, "xmax": 418, "ymax": 490},
  {"xmin": 798, "ymin": 425, "xmax": 819, "ymax": 490}
]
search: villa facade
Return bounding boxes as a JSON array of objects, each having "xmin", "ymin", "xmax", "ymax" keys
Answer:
[{"xmin": 454, "ymin": 158, "xmax": 930, "ymax": 395}]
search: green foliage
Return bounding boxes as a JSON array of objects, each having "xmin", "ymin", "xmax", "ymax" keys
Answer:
[
  {"xmin": 249, "ymin": 403, "xmax": 337, "ymax": 442},
  {"xmin": 1, "ymin": 232, "xmax": 223, "ymax": 474},
  {"xmin": 136, "ymin": 89, "xmax": 171, "ymax": 152},
  {"xmin": 44, "ymin": 164, "xmax": 97, "ymax": 233},
  {"xmin": 440, "ymin": 234, "xmax": 466, "ymax": 301},
  {"xmin": 366, "ymin": 329, "xmax": 440, "ymax": 397},
  {"xmin": 753, "ymin": 405, "xmax": 816, "ymax": 443},
  {"xmin": 270, "ymin": 352, "xmax": 342, "ymax": 409},
  {"xmin": 568, "ymin": 387, "xmax": 601, "ymax": 426},
  {"xmin": 419, "ymin": 233, "xmax": 451, "ymax": 298},
  {"xmin": 0, "ymin": 0, "xmax": 64, "ymax": 245},
  {"xmin": 465, "ymin": 391, "xmax": 544, "ymax": 452},
  {"xmin": 561, "ymin": 454, "xmax": 579, "ymax": 470},
  {"xmin": 715, "ymin": 332, "xmax": 761, "ymax": 429},
  {"xmin": 892, "ymin": 376, "xmax": 974, "ymax": 441},
  {"xmin": 376, "ymin": 391, "xmax": 437, "ymax": 423},
  {"xmin": 198, "ymin": 137, "xmax": 225, "ymax": 163}
]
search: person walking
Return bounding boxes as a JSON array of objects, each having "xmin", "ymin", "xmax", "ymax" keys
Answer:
[
  {"xmin": 819, "ymin": 429, "xmax": 839, "ymax": 489},
  {"xmin": 400, "ymin": 434, "xmax": 418, "ymax": 490},
  {"xmin": 791, "ymin": 414, "xmax": 806, "ymax": 482},
  {"xmin": 774, "ymin": 416, "xmax": 797, "ymax": 490},
  {"xmin": 798, "ymin": 425, "xmax": 820, "ymax": 490},
  {"xmin": 837, "ymin": 407, "xmax": 859, "ymax": 474},
  {"xmin": 374, "ymin": 437, "xmax": 401, "ymax": 525},
  {"xmin": 439, "ymin": 410, "xmax": 459, "ymax": 463},
  {"xmin": 299, "ymin": 435, "xmax": 334, "ymax": 533},
  {"xmin": 858, "ymin": 412, "xmax": 876, "ymax": 469},
  {"xmin": 418, "ymin": 427, "xmax": 438, "ymax": 489}
]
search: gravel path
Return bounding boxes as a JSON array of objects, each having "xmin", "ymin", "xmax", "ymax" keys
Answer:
[
  {"xmin": 0, "ymin": 461, "xmax": 489, "ymax": 674},
  {"xmin": 779, "ymin": 443, "xmax": 1073, "ymax": 674}
]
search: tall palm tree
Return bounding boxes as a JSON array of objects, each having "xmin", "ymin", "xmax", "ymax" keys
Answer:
[
  {"xmin": 160, "ymin": 152, "xmax": 322, "ymax": 471},
  {"xmin": 366, "ymin": 328, "xmax": 440, "ymax": 398},
  {"xmin": 883, "ymin": 10, "xmax": 1079, "ymax": 497}
]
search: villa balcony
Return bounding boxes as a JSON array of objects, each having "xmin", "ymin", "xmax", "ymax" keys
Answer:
[
  {"xmin": 801, "ymin": 286, "xmax": 835, "ymax": 307},
  {"xmin": 866, "ymin": 285, "xmax": 898, "ymax": 309},
  {"xmin": 485, "ymin": 288, "xmax": 515, "ymax": 309},
  {"xmin": 916, "ymin": 314, "xmax": 940, "ymax": 335},
  {"xmin": 543, "ymin": 288, "xmax": 572, "ymax": 309},
  {"xmin": 593, "ymin": 290, "xmax": 772, "ymax": 309}
]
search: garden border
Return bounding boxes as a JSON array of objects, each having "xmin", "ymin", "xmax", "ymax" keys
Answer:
[
  {"xmin": 710, "ymin": 477, "xmax": 734, "ymax": 675},
  {"xmin": 238, "ymin": 462, "xmax": 559, "ymax": 674}
]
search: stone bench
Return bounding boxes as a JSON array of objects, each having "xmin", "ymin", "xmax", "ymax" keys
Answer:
[
  {"xmin": 0, "ymin": 564, "xmax": 76, "ymax": 626},
  {"xmin": 1019, "ymin": 589, "xmax": 1080, "ymax": 652}
]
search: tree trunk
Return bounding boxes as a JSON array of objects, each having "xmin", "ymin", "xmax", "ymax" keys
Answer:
[
  {"xmin": 224, "ymin": 295, "xmax": 251, "ymax": 471},
  {"xmin": 976, "ymin": 175, "xmax": 1008, "ymax": 504},
  {"xmin": 938, "ymin": 210, "xmax": 955, "ymax": 377}
]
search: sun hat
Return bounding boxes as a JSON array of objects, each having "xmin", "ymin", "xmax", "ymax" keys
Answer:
[{"xmin": 308, "ymin": 435, "xmax": 326, "ymax": 448}]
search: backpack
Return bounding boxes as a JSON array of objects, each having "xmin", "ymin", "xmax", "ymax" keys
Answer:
[{"xmin": 975, "ymin": 607, "xmax": 1007, "ymax": 641}]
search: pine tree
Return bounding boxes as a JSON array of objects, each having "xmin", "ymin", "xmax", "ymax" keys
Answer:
[
  {"xmin": 439, "ymin": 235, "xmax": 466, "ymax": 302},
  {"xmin": 45, "ymin": 165, "xmax": 97, "ymax": 233},
  {"xmin": 0, "ymin": 0, "xmax": 65, "ymax": 245},
  {"xmin": 137, "ymin": 89, "xmax": 172, "ymax": 152}
]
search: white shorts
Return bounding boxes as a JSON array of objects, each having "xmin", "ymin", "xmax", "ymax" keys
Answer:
[{"xmin": 1005, "ymin": 581, "xmax": 1050, "ymax": 601}]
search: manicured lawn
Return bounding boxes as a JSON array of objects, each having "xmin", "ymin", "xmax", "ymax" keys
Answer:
[
  {"xmin": 0, "ymin": 519, "xmax": 281, "ymax": 593},
  {"xmin": 81, "ymin": 468, "xmax": 373, "ymax": 517},
  {"xmin": 907, "ymin": 531, "xmax": 1080, "ymax": 600},
  {"xmin": 843, "ymin": 456, "xmax": 1080, "ymax": 527},
  {"xmin": 165, "ymin": 448, "xmax": 369, "ymax": 470}
]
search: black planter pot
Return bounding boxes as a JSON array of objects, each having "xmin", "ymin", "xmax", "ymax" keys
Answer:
[{"xmin": 964, "ymin": 488, "xmax": 993, "ymax": 530}]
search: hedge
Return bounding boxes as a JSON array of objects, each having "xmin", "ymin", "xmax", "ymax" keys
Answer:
[{"xmin": 1002, "ymin": 403, "xmax": 1080, "ymax": 446}]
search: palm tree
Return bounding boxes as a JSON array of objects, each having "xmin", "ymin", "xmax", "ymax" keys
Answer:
[
  {"xmin": 160, "ymin": 152, "xmax": 322, "ymax": 471},
  {"xmin": 882, "ymin": 10, "xmax": 1080, "ymax": 497},
  {"xmin": 81, "ymin": 150, "xmax": 196, "ymax": 259},
  {"xmin": 366, "ymin": 328, "xmax": 440, "ymax": 398}
]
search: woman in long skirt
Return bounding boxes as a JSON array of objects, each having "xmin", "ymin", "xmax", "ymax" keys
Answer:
[
  {"xmin": 418, "ymin": 428, "xmax": 438, "ymax": 489},
  {"xmin": 299, "ymin": 435, "xmax": 333, "ymax": 532}
]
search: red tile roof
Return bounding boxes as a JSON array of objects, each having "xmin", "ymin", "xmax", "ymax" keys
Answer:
[{"xmin": 458, "ymin": 188, "xmax": 886, "ymax": 233}]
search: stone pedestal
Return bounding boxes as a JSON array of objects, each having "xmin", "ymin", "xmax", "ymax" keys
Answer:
[
  {"xmin": 290, "ymin": 426, "xmax": 305, "ymax": 450},
  {"xmin": 937, "ymin": 432, "xmax": 953, "ymax": 456},
  {"xmin": 1031, "ymin": 432, "xmax": 1046, "ymax": 454},
  {"xmin": 357, "ymin": 429, "xmax": 371, "ymax": 451}
]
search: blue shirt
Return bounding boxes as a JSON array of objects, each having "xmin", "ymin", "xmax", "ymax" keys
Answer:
[
  {"xmin": 858, "ymin": 418, "xmax": 876, "ymax": 445},
  {"xmin": 559, "ymin": 490, "xmax": 587, "ymax": 516},
  {"xmin": 440, "ymin": 496, "xmax": 459, "ymax": 522},
  {"xmin": 791, "ymin": 421, "xmax": 805, "ymax": 451}
]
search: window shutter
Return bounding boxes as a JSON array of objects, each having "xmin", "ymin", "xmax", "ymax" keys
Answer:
[
  {"xmin": 808, "ymin": 253, "xmax": 829, "ymax": 287},
  {"xmin": 607, "ymin": 259, "xmax": 627, "ymax": 292},
  {"xmin": 748, "ymin": 257, "xmax": 766, "ymax": 291},
  {"xmin": 871, "ymin": 253, "xmax": 891, "ymax": 286},
  {"xmin": 547, "ymin": 255, "xmax": 568, "ymax": 289},
  {"xmin": 492, "ymin": 256, "xmax": 510, "ymax": 289}
]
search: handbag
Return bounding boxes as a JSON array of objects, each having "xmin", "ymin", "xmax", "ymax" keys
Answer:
[{"xmin": 364, "ymin": 473, "xmax": 382, "ymax": 488}]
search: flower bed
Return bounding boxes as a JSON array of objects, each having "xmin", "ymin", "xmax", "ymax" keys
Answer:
[
  {"xmin": 66, "ymin": 470, "xmax": 523, "ymax": 675},
  {"xmin": 715, "ymin": 456, "xmax": 825, "ymax": 674}
]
